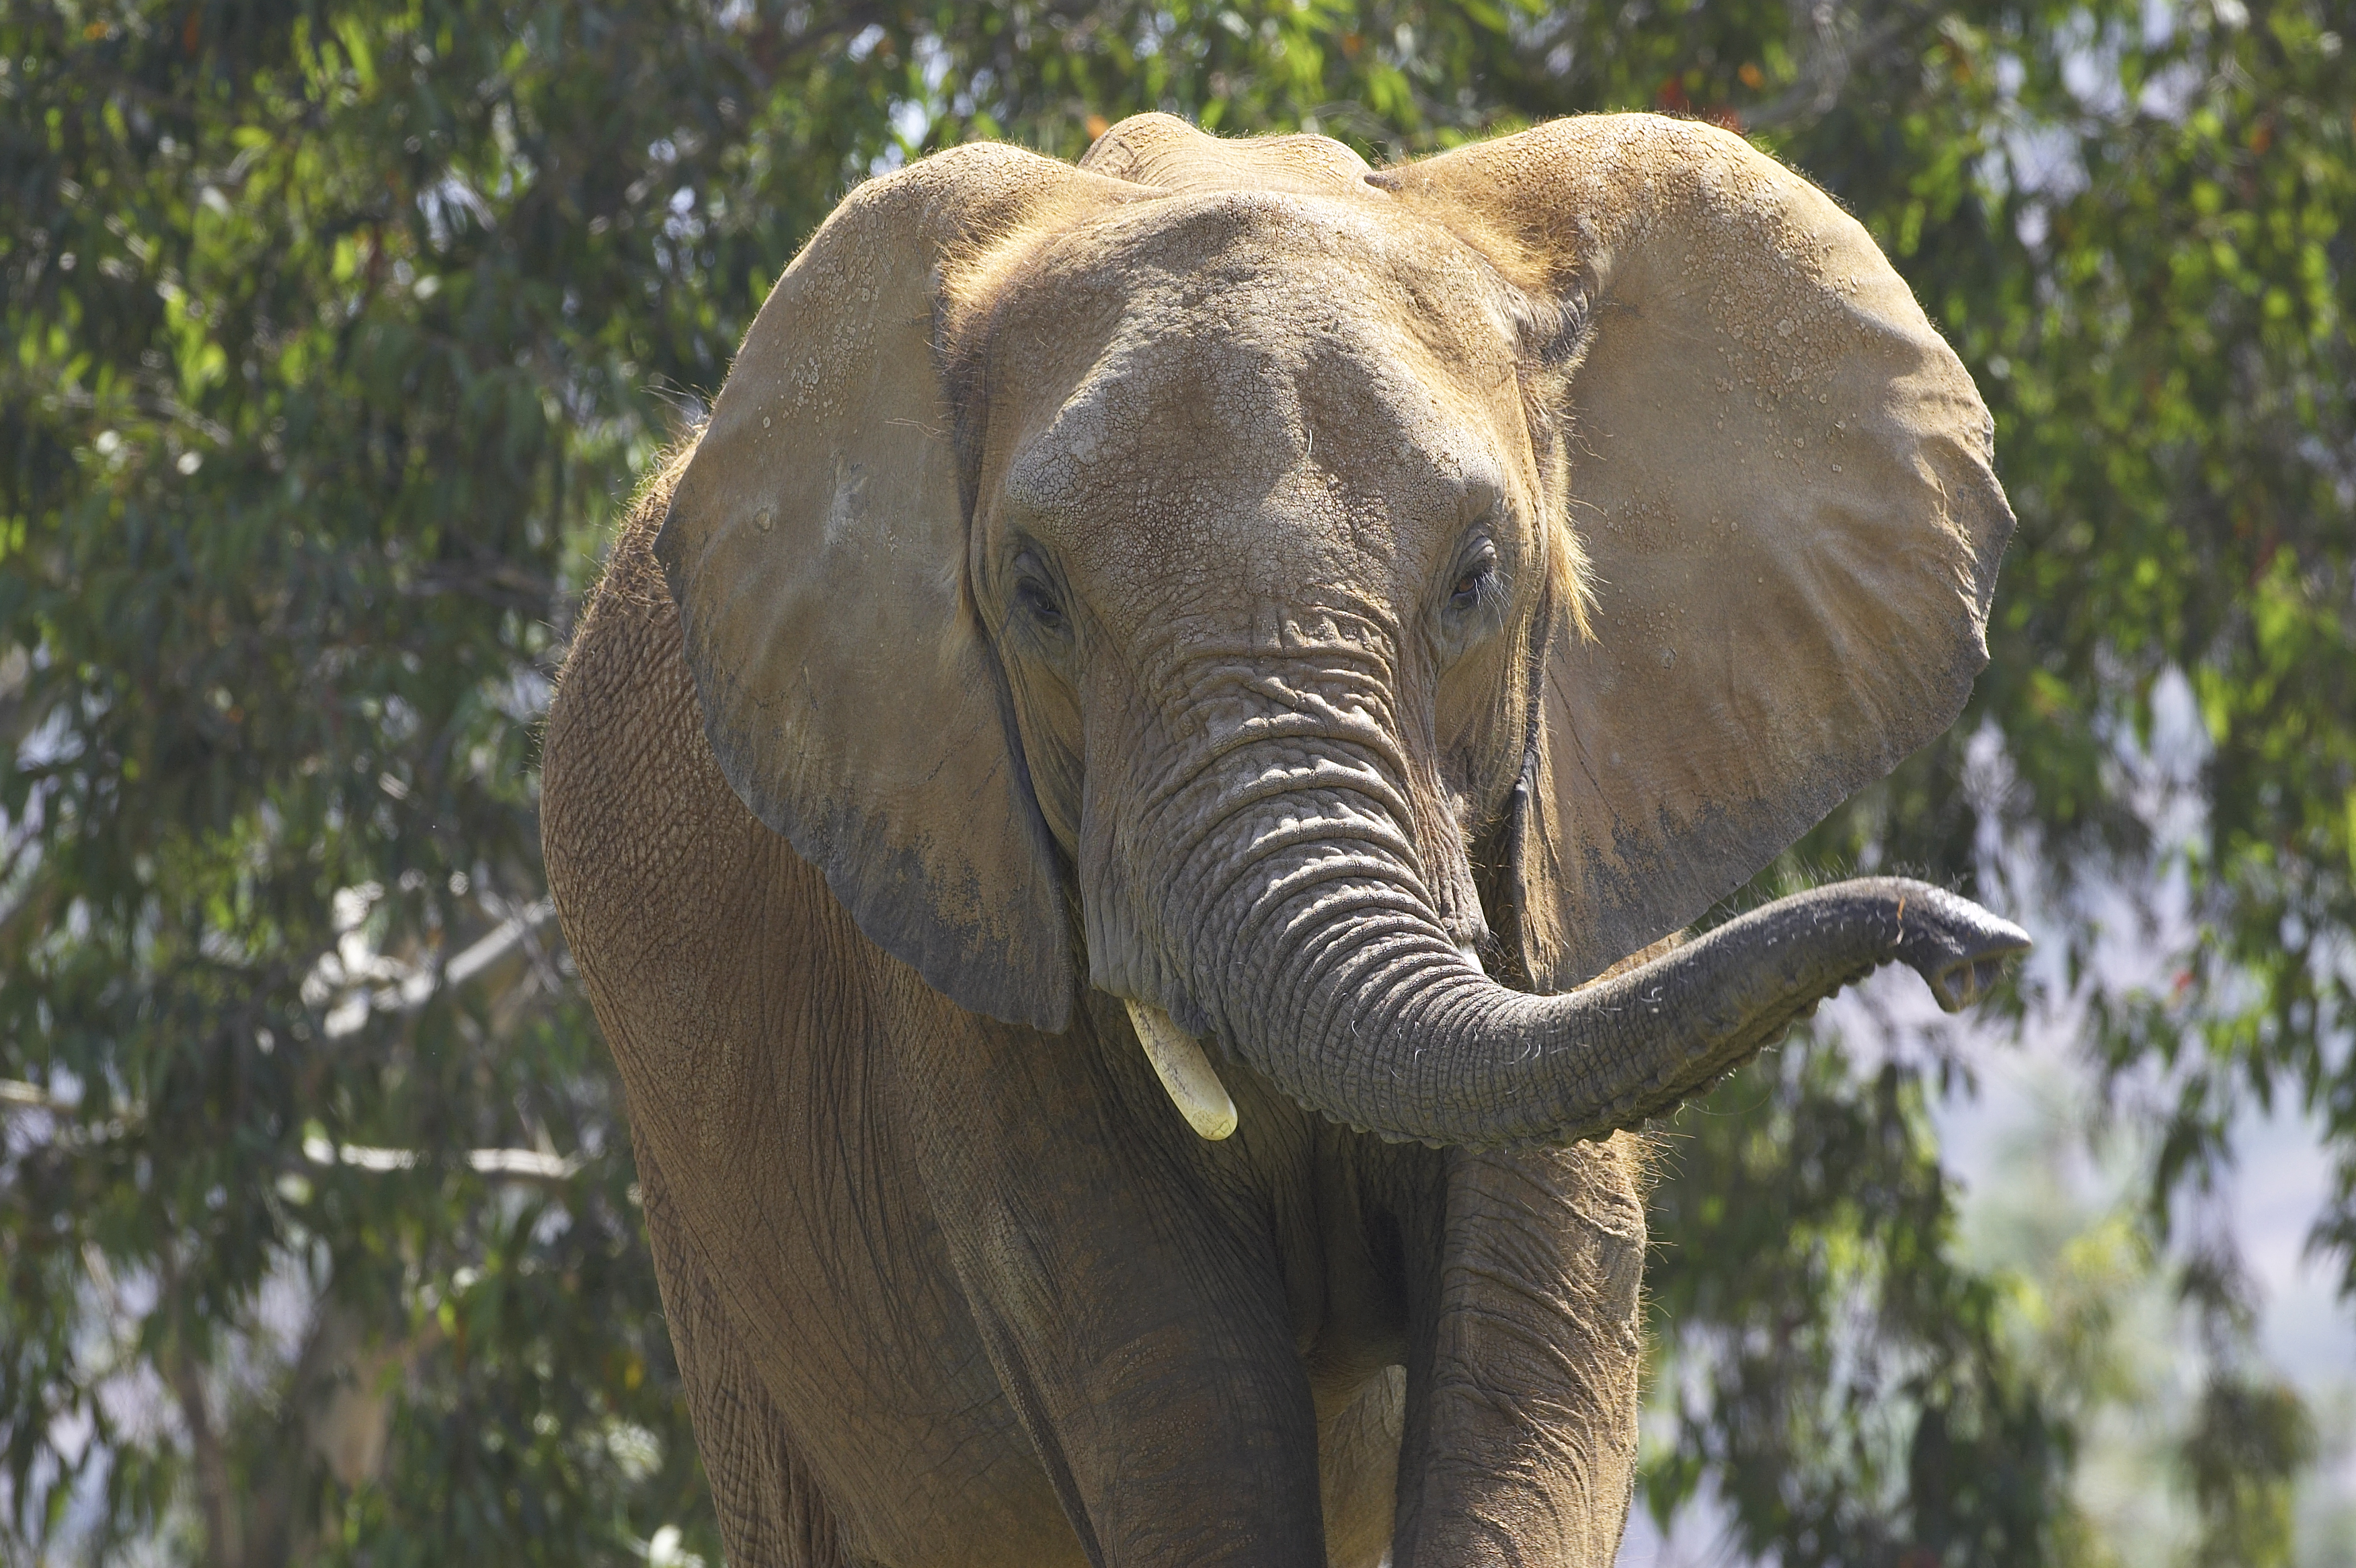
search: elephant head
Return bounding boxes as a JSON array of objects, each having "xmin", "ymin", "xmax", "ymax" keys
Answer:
[{"xmin": 654, "ymin": 114, "xmax": 2025, "ymax": 1150}]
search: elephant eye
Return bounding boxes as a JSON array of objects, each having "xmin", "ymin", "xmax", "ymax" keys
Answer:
[
  {"xmin": 1448, "ymin": 544, "xmax": 1501, "ymax": 614},
  {"xmin": 1015, "ymin": 577, "xmax": 1066, "ymax": 633}
]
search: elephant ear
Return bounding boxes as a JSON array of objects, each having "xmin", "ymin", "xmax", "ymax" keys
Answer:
[
  {"xmin": 655, "ymin": 145, "xmax": 1124, "ymax": 1031},
  {"xmin": 1379, "ymin": 116, "xmax": 2015, "ymax": 990}
]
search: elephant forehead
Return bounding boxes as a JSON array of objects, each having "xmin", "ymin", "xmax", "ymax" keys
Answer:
[
  {"xmin": 990, "ymin": 188, "xmax": 1521, "ymax": 418},
  {"xmin": 998, "ymin": 326, "xmax": 1501, "ymax": 597},
  {"xmin": 987, "ymin": 196, "xmax": 1527, "ymax": 563}
]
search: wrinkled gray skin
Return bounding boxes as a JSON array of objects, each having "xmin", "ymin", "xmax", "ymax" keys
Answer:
[{"xmin": 543, "ymin": 114, "xmax": 2026, "ymax": 1567}]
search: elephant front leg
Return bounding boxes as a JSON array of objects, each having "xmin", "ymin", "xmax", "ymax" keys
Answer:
[
  {"xmin": 1392, "ymin": 1136, "xmax": 1649, "ymax": 1568},
  {"xmin": 896, "ymin": 992, "xmax": 1328, "ymax": 1568}
]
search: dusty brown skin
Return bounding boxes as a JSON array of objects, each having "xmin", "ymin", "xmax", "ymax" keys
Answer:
[{"xmin": 542, "ymin": 115, "xmax": 2027, "ymax": 1567}]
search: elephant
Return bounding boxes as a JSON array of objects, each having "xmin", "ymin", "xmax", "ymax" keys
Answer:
[{"xmin": 539, "ymin": 112, "xmax": 2026, "ymax": 1568}]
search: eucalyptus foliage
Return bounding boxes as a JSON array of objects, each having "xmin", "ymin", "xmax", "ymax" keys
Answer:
[{"xmin": 3, "ymin": 1, "xmax": 2349, "ymax": 1564}]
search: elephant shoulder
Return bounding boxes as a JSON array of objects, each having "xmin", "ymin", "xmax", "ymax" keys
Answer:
[
  {"xmin": 543, "ymin": 455, "xmax": 869, "ymax": 1130},
  {"xmin": 545, "ymin": 453, "xmax": 737, "ymax": 948}
]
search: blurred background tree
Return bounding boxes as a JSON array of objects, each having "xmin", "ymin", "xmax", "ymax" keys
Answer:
[{"xmin": 2, "ymin": 1, "xmax": 2349, "ymax": 1563}]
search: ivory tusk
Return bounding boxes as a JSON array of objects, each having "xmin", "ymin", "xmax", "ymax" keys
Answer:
[{"xmin": 1122, "ymin": 1000, "xmax": 1239, "ymax": 1141}]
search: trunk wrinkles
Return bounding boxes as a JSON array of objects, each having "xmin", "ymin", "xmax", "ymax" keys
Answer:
[
  {"xmin": 1091, "ymin": 633, "xmax": 2025, "ymax": 1150},
  {"xmin": 1120, "ymin": 693, "xmax": 2023, "ymax": 1148}
]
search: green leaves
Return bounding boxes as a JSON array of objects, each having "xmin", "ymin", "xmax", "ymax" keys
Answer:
[{"xmin": 1645, "ymin": 1044, "xmax": 2071, "ymax": 1565}]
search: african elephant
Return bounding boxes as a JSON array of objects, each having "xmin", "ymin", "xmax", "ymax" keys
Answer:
[{"xmin": 540, "ymin": 112, "xmax": 2025, "ymax": 1568}]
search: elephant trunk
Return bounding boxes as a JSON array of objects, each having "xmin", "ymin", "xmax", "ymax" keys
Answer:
[{"xmin": 1142, "ymin": 734, "xmax": 2027, "ymax": 1151}]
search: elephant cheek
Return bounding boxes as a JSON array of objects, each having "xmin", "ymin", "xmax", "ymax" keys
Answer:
[{"xmin": 1074, "ymin": 791, "xmax": 1211, "ymax": 1038}]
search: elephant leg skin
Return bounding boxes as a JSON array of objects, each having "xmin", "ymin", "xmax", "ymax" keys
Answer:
[
  {"xmin": 897, "ymin": 994, "xmax": 1328, "ymax": 1568},
  {"xmin": 1391, "ymin": 1137, "xmax": 1649, "ymax": 1568}
]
